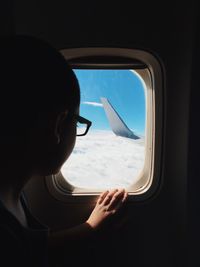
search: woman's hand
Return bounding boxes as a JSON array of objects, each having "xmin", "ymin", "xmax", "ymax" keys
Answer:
[{"xmin": 86, "ymin": 189, "xmax": 128, "ymax": 229}]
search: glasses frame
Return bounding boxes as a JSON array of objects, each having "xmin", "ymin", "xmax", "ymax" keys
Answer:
[{"xmin": 76, "ymin": 115, "xmax": 92, "ymax": 136}]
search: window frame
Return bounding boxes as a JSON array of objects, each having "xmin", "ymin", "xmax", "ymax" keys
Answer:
[{"xmin": 45, "ymin": 48, "xmax": 164, "ymax": 202}]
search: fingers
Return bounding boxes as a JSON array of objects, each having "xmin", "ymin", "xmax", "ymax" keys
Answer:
[
  {"xmin": 122, "ymin": 191, "xmax": 128, "ymax": 203},
  {"xmin": 98, "ymin": 188, "xmax": 128, "ymax": 209},
  {"xmin": 97, "ymin": 190, "xmax": 109, "ymax": 204},
  {"xmin": 106, "ymin": 189, "xmax": 126, "ymax": 211},
  {"xmin": 102, "ymin": 189, "xmax": 119, "ymax": 205}
]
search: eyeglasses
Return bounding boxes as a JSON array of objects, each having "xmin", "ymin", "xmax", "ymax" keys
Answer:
[{"xmin": 76, "ymin": 115, "xmax": 92, "ymax": 136}]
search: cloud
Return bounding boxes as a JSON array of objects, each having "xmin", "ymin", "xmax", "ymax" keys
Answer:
[
  {"xmin": 82, "ymin": 101, "xmax": 103, "ymax": 107},
  {"xmin": 61, "ymin": 130, "xmax": 145, "ymax": 190}
]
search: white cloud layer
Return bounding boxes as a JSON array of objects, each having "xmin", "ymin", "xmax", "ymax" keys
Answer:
[
  {"xmin": 61, "ymin": 130, "xmax": 145, "ymax": 190},
  {"xmin": 82, "ymin": 101, "xmax": 103, "ymax": 107}
]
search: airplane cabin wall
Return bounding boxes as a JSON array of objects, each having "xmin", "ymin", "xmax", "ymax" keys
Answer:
[
  {"xmin": 188, "ymin": 22, "xmax": 200, "ymax": 267},
  {"xmin": 14, "ymin": 1, "xmax": 198, "ymax": 266}
]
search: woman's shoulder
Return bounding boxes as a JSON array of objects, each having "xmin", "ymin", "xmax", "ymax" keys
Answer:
[
  {"xmin": 0, "ymin": 194, "xmax": 49, "ymax": 267},
  {"xmin": 20, "ymin": 192, "xmax": 49, "ymax": 231}
]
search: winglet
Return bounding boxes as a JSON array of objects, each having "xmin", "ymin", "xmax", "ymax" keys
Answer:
[{"xmin": 100, "ymin": 97, "xmax": 140, "ymax": 139}]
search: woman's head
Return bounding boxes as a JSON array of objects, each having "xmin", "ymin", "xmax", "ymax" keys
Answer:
[{"xmin": 0, "ymin": 35, "xmax": 80, "ymax": 175}]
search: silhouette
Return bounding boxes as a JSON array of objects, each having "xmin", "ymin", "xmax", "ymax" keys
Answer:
[{"xmin": 0, "ymin": 36, "xmax": 127, "ymax": 267}]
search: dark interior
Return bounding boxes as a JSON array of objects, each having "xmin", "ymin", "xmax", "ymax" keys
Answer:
[{"xmin": 1, "ymin": 1, "xmax": 199, "ymax": 266}]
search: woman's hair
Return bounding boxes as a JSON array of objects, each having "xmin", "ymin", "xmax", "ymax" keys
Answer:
[{"xmin": 0, "ymin": 35, "xmax": 80, "ymax": 138}]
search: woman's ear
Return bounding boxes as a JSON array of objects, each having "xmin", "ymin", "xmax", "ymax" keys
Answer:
[{"xmin": 54, "ymin": 111, "xmax": 69, "ymax": 144}]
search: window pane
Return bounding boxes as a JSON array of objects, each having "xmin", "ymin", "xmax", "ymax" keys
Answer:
[{"xmin": 61, "ymin": 70, "xmax": 146, "ymax": 189}]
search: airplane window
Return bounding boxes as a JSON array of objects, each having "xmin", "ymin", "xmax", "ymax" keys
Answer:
[
  {"xmin": 61, "ymin": 69, "xmax": 146, "ymax": 189},
  {"xmin": 46, "ymin": 48, "xmax": 163, "ymax": 198}
]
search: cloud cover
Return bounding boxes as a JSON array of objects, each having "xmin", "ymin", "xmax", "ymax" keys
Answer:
[
  {"xmin": 61, "ymin": 130, "xmax": 145, "ymax": 190},
  {"xmin": 82, "ymin": 101, "xmax": 103, "ymax": 107}
]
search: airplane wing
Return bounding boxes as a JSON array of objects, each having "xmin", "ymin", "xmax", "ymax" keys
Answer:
[{"xmin": 100, "ymin": 97, "xmax": 140, "ymax": 139}]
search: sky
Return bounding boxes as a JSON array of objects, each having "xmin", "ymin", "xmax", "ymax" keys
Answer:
[
  {"xmin": 74, "ymin": 69, "xmax": 146, "ymax": 135},
  {"xmin": 61, "ymin": 69, "xmax": 146, "ymax": 189}
]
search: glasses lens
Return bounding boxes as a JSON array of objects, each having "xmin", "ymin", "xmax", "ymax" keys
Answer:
[{"xmin": 77, "ymin": 122, "xmax": 87, "ymax": 136}]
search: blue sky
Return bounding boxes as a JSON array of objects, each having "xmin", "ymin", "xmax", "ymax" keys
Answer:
[{"xmin": 74, "ymin": 69, "xmax": 146, "ymax": 135}]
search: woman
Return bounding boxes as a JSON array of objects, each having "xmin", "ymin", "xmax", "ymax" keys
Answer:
[{"xmin": 0, "ymin": 36, "xmax": 127, "ymax": 266}]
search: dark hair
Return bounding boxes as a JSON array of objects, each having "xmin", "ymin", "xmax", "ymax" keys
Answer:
[{"xmin": 0, "ymin": 35, "xmax": 80, "ymax": 137}]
